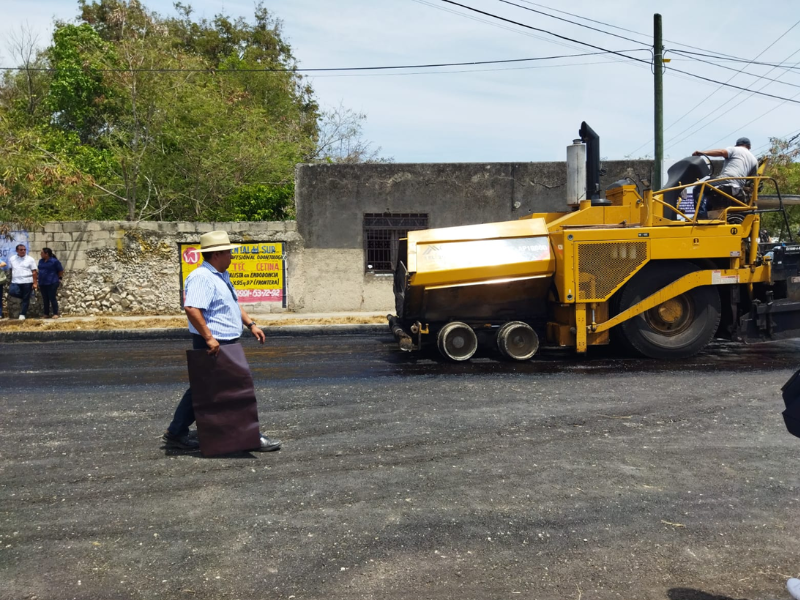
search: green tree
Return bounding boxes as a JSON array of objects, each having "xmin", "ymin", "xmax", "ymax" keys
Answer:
[
  {"xmin": 0, "ymin": 0, "xmax": 382, "ymax": 227},
  {"xmin": 760, "ymin": 135, "xmax": 800, "ymax": 240}
]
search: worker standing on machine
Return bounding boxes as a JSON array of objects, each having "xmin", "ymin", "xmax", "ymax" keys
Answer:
[{"xmin": 692, "ymin": 137, "xmax": 757, "ymax": 218}]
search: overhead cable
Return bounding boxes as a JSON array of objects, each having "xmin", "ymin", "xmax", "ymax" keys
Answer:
[
  {"xmin": 667, "ymin": 51, "xmax": 800, "ymax": 90},
  {"xmin": 670, "ymin": 49, "xmax": 800, "ymax": 72},
  {"xmin": 665, "ymin": 43, "xmax": 800, "ymax": 150},
  {"xmin": 512, "ymin": 0, "xmax": 773, "ymax": 65},
  {"xmin": 626, "ymin": 19, "xmax": 800, "ymax": 156},
  {"xmin": 492, "ymin": 0, "xmax": 649, "ymax": 48},
  {"xmin": 706, "ymin": 87, "xmax": 800, "ymax": 149},
  {"xmin": 438, "ymin": 0, "xmax": 652, "ymax": 65},
  {"xmin": 438, "ymin": 0, "xmax": 800, "ymax": 106},
  {"xmin": 408, "ymin": 0, "xmax": 649, "ymax": 72},
  {"xmin": 0, "ymin": 50, "xmax": 649, "ymax": 74}
]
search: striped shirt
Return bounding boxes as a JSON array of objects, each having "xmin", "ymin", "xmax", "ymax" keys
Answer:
[{"xmin": 184, "ymin": 262, "xmax": 243, "ymax": 340}]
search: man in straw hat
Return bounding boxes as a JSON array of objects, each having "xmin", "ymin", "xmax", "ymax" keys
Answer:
[{"xmin": 162, "ymin": 230, "xmax": 282, "ymax": 452}]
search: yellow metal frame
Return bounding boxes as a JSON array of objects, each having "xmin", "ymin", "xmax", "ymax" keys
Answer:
[
  {"xmin": 402, "ymin": 161, "xmax": 778, "ymax": 355},
  {"xmin": 591, "ymin": 265, "xmax": 771, "ymax": 334}
]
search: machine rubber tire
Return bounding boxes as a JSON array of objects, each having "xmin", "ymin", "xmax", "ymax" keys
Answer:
[
  {"xmin": 437, "ymin": 322, "xmax": 478, "ymax": 361},
  {"xmin": 616, "ymin": 261, "xmax": 721, "ymax": 359},
  {"xmin": 497, "ymin": 321, "xmax": 539, "ymax": 361}
]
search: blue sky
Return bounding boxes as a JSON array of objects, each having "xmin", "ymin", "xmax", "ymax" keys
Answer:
[{"xmin": 2, "ymin": 0, "xmax": 799, "ymax": 163}]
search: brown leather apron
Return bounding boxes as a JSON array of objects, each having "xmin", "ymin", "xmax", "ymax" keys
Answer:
[{"xmin": 186, "ymin": 343, "xmax": 261, "ymax": 456}]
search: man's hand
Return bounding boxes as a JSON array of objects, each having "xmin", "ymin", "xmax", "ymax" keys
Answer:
[
  {"xmin": 205, "ymin": 337, "xmax": 221, "ymax": 356},
  {"xmin": 692, "ymin": 151, "xmax": 703, "ymax": 156},
  {"xmin": 250, "ymin": 324, "xmax": 265, "ymax": 344}
]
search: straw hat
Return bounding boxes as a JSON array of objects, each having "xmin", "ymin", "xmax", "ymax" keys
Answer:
[{"xmin": 199, "ymin": 231, "xmax": 240, "ymax": 252}]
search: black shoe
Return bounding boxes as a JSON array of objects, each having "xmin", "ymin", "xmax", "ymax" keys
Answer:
[
  {"xmin": 255, "ymin": 435, "xmax": 281, "ymax": 452},
  {"xmin": 187, "ymin": 429, "xmax": 198, "ymax": 440},
  {"xmin": 163, "ymin": 431, "xmax": 200, "ymax": 450}
]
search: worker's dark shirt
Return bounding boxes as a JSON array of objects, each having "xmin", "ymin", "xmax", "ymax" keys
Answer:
[{"xmin": 37, "ymin": 257, "xmax": 63, "ymax": 286}]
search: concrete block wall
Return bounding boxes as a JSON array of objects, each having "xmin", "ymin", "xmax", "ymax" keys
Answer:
[
  {"xmin": 19, "ymin": 221, "xmax": 302, "ymax": 316},
  {"xmin": 4, "ymin": 158, "xmax": 657, "ymax": 317}
]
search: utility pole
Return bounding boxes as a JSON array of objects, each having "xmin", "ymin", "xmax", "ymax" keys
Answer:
[{"xmin": 653, "ymin": 13, "xmax": 664, "ymax": 191}]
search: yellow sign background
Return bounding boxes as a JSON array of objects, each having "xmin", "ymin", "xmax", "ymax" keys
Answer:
[{"xmin": 179, "ymin": 242, "xmax": 285, "ymax": 304}]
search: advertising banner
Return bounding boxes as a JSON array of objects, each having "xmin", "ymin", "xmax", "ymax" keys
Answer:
[
  {"xmin": 678, "ymin": 187, "xmax": 696, "ymax": 218},
  {"xmin": 0, "ymin": 230, "xmax": 30, "ymax": 267},
  {"xmin": 179, "ymin": 241, "xmax": 286, "ymax": 306}
]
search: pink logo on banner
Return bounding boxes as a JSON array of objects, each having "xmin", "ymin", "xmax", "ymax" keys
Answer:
[{"xmin": 182, "ymin": 247, "xmax": 200, "ymax": 265}]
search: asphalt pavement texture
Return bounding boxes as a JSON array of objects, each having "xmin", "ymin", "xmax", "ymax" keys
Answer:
[{"xmin": 1, "ymin": 335, "xmax": 800, "ymax": 600}]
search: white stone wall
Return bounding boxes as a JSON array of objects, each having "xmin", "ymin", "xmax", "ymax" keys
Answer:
[{"xmin": 23, "ymin": 221, "xmax": 302, "ymax": 316}]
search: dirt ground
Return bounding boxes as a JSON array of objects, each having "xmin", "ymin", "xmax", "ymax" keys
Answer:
[{"xmin": 0, "ymin": 314, "xmax": 387, "ymax": 331}]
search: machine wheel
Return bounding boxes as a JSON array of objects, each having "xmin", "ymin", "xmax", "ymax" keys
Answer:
[
  {"xmin": 437, "ymin": 322, "xmax": 478, "ymax": 361},
  {"xmin": 616, "ymin": 261, "xmax": 721, "ymax": 359},
  {"xmin": 497, "ymin": 321, "xmax": 539, "ymax": 361}
]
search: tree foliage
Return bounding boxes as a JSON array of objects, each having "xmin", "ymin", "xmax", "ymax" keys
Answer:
[
  {"xmin": 760, "ymin": 135, "xmax": 800, "ymax": 240},
  {"xmin": 1, "ymin": 0, "xmax": 383, "ymax": 226}
]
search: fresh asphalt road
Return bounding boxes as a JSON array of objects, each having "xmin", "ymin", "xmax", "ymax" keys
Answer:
[{"xmin": 1, "ymin": 335, "xmax": 800, "ymax": 600}]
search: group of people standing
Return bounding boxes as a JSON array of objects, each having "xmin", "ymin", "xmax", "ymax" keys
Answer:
[{"xmin": 0, "ymin": 245, "xmax": 64, "ymax": 320}]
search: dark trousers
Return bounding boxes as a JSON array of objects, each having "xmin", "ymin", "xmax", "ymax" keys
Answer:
[
  {"xmin": 40, "ymin": 283, "xmax": 59, "ymax": 316},
  {"xmin": 17, "ymin": 283, "xmax": 33, "ymax": 317},
  {"xmin": 694, "ymin": 183, "xmax": 739, "ymax": 218},
  {"xmin": 167, "ymin": 335, "xmax": 240, "ymax": 436}
]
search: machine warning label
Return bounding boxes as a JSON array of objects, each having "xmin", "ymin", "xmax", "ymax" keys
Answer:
[{"xmin": 711, "ymin": 270, "xmax": 739, "ymax": 285}]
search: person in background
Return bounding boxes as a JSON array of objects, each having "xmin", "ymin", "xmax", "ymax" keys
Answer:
[
  {"xmin": 8, "ymin": 244, "xmax": 38, "ymax": 320},
  {"xmin": 692, "ymin": 137, "xmax": 758, "ymax": 217},
  {"xmin": 0, "ymin": 256, "xmax": 7, "ymax": 319},
  {"xmin": 38, "ymin": 248, "xmax": 64, "ymax": 319}
]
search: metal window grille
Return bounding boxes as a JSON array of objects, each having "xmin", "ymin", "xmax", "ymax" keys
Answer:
[{"xmin": 364, "ymin": 213, "xmax": 428, "ymax": 272}]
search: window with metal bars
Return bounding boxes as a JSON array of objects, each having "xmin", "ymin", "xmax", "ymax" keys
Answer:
[{"xmin": 363, "ymin": 213, "xmax": 428, "ymax": 273}]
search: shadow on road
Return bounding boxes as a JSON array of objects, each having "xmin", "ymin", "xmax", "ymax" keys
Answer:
[
  {"xmin": 161, "ymin": 445, "xmax": 258, "ymax": 459},
  {"xmin": 668, "ymin": 588, "xmax": 750, "ymax": 600}
]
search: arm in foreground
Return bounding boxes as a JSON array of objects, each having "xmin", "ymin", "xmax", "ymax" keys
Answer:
[
  {"xmin": 240, "ymin": 305, "xmax": 265, "ymax": 344},
  {"xmin": 692, "ymin": 148, "xmax": 729, "ymax": 158},
  {"xmin": 185, "ymin": 306, "xmax": 220, "ymax": 355}
]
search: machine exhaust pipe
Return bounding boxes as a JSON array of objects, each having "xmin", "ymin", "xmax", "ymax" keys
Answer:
[
  {"xmin": 579, "ymin": 122, "xmax": 610, "ymax": 206},
  {"xmin": 566, "ymin": 138, "xmax": 586, "ymax": 207}
]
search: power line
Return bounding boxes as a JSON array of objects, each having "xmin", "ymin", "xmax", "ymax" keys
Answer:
[
  {"xmin": 668, "ymin": 50, "xmax": 800, "ymax": 90},
  {"xmin": 308, "ymin": 58, "xmax": 631, "ymax": 78},
  {"xmin": 511, "ymin": 0, "xmax": 777, "ymax": 66},
  {"xmin": 438, "ymin": 0, "xmax": 800, "ymax": 106},
  {"xmin": 753, "ymin": 126, "xmax": 800, "ymax": 154},
  {"xmin": 408, "ymin": 0, "xmax": 648, "ymax": 72},
  {"xmin": 628, "ymin": 20, "xmax": 800, "ymax": 156},
  {"xmin": 492, "ymin": 0, "xmax": 649, "ymax": 48},
  {"xmin": 438, "ymin": 0, "xmax": 653, "ymax": 65},
  {"xmin": 665, "ymin": 42, "xmax": 800, "ymax": 150},
  {"xmin": 707, "ymin": 88, "xmax": 800, "ymax": 150},
  {"xmin": 670, "ymin": 49, "xmax": 800, "ymax": 72},
  {"xmin": 0, "ymin": 50, "xmax": 648, "ymax": 74}
]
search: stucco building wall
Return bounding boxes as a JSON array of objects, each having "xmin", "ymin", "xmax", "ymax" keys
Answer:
[{"xmin": 4, "ymin": 159, "xmax": 654, "ymax": 316}]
